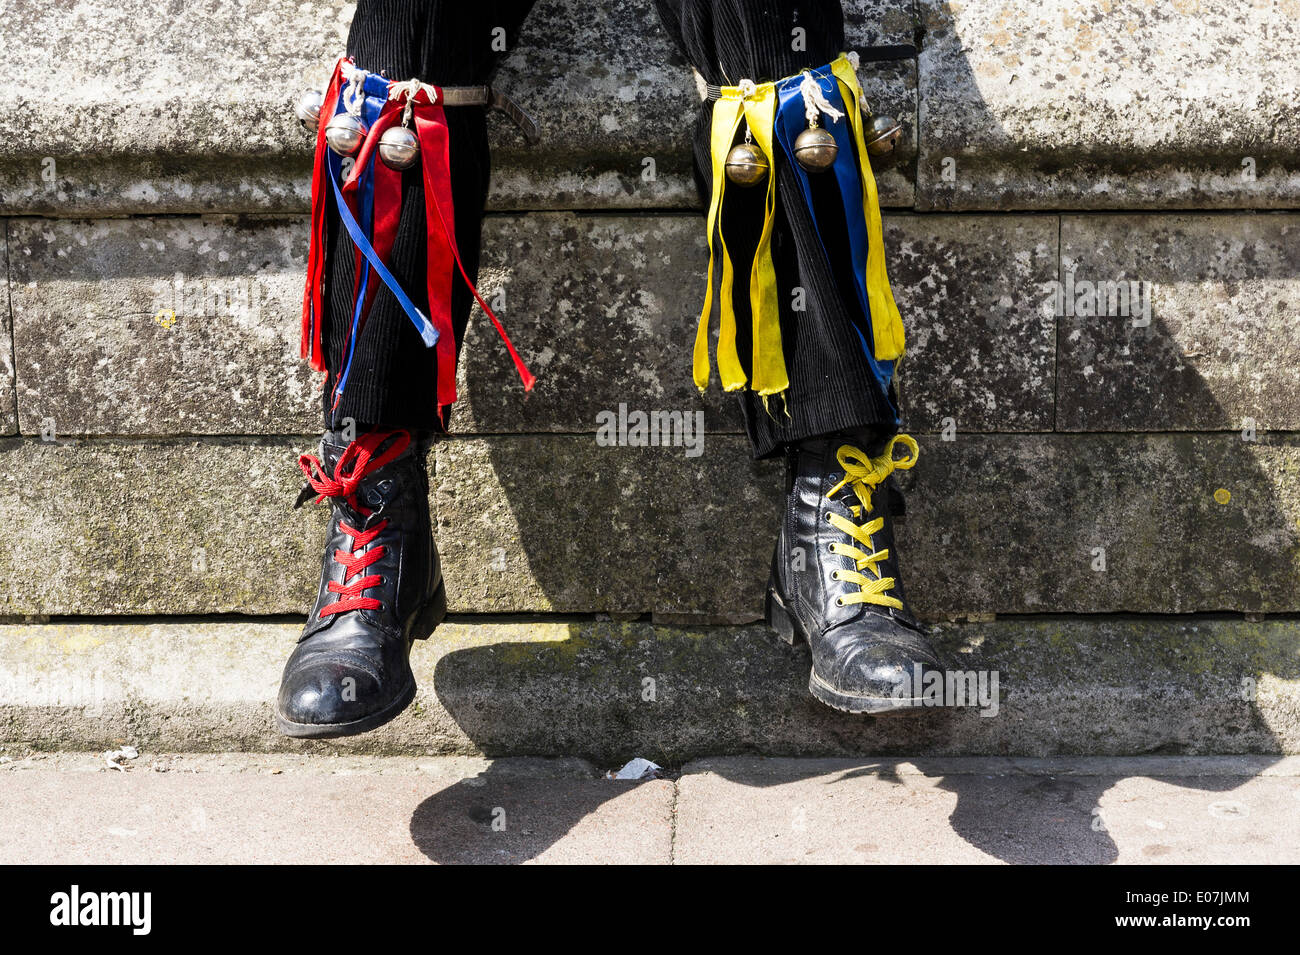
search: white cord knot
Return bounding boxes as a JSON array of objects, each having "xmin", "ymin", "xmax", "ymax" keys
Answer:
[
  {"xmin": 798, "ymin": 70, "xmax": 845, "ymax": 127},
  {"xmin": 393, "ymin": 77, "xmax": 422, "ymax": 126},
  {"xmin": 340, "ymin": 63, "xmax": 366, "ymax": 117},
  {"xmin": 736, "ymin": 78, "xmax": 757, "ymax": 99}
]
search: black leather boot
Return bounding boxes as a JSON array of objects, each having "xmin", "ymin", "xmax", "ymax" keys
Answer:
[
  {"xmin": 275, "ymin": 428, "xmax": 446, "ymax": 738},
  {"xmin": 766, "ymin": 432, "xmax": 944, "ymax": 713}
]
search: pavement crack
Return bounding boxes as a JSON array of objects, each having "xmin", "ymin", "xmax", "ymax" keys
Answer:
[{"xmin": 668, "ymin": 776, "xmax": 680, "ymax": 865}]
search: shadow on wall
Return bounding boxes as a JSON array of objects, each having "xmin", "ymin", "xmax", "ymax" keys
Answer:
[{"xmin": 421, "ymin": 7, "xmax": 1298, "ymax": 863}]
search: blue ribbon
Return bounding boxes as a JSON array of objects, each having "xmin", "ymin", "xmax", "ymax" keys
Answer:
[
  {"xmin": 774, "ymin": 65, "xmax": 896, "ymax": 415},
  {"xmin": 324, "ymin": 70, "xmax": 437, "ymax": 413}
]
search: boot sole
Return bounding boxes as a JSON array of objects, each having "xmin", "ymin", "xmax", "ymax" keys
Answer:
[
  {"xmin": 765, "ymin": 586, "xmax": 928, "ymax": 716},
  {"xmin": 275, "ymin": 580, "xmax": 447, "ymax": 739}
]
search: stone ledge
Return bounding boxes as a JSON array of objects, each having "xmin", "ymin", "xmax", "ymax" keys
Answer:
[
  {"xmin": 0, "ymin": 616, "xmax": 1295, "ymax": 759},
  {"xmin": 916, "ymin": 0, "xmax": 1300, "ymax": 210},
  {"xmin": 8, "ymin": 2, "xmax": 1298, "ymax": 213},
  {"xmin": 0, "ymin": 0, "xmax": 914, "ymax": 214}
]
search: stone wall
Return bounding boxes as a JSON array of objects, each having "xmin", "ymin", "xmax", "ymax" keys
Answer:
[{"xmin": 1, "ymin": 0, "xmax": 1298, "ymax": 756}]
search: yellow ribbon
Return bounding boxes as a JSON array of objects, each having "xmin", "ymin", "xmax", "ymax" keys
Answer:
[
  {"xmin": 697, "ymin": 93, "xmax": 745, "ymax": 391},
  {"xmin": 742, "ymin": 89, "xmax": 787, "ymax": 397},
  {"xmin": 695, "ymin": 53, "xmax": 904, "ymax": 397},
  {"xmin": 696, "ymin": 80, "xmax": 788, "ymax": 396},
  {"xmin": 830, "ymin": 55, "xmax": 905, "ymax": 361}
]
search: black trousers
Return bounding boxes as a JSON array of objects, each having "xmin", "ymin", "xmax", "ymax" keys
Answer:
[
  {"xmin": 319, "ymin": 1, "xmax": 531, "ymax": 433},
  {"xmin": 320, "ymin": 0, "xmax": 898, "ymax": 459}
]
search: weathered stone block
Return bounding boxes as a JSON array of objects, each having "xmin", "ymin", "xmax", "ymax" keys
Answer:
[
  {"xmin": 917, "ymin": 0, "xmax": 1300, "ymax": 210},
  {"xmin": 1057, "ymin": 213, "xmax": 1300, "ymax": 432},
  {"xmin": 490, "ymin": 0, "xmax": 702, "ymax": 211},
  {"xmin": 434, "ymin": 434, "xmax": 780, "ymax": 617},
  {"xmin": 899, "ymin": 434, "xmax": 1300, "ymax": 615},
  {"xmin": 459, "ymin": 214, "xmax": 738, "ymax": 433},
  {"xmin": 0, "ymin": 0, "xmax": 916, "ymax": 214},
  {"xmin": 9, "ymin": 216, "xmax": 318, "ymax": 436},
  {"xmin": 888, "ymin": 213, "xmax": 1057, "ymax": 432},
  {"xmin": 0, "ymin": 436, "xmax": 320, "ymax": 615}
]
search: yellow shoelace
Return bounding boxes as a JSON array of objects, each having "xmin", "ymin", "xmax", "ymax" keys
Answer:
[{"xmin": 824, "ymin": 434, "xmax": 919, "ymax": 610}]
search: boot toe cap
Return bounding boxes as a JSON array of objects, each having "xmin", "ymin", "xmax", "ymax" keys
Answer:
[
  {"xmin": 812, "ymin": 621, "xmax": 944, "ymax": 711},
  {"xmin": 839, "ymin": 642, "xmax": 941, "ymax": 699},
  {"xmin": 276, "ymin": 656, "xmax": 388, "ymax": 729}
]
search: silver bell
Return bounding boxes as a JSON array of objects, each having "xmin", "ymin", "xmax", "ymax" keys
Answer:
[
  {"xmin": 295, "ymin": 89, "xmax": 323, "ymax": 132},
  {"xmin": 864, "ymin": 115, "xmax": 903, "ymax": 156},
  {"xmin": 325, "ymin": 112, "xmax": 367, "ymax": 156},
  {"xmin": 793, "ymin": 126, "xmax": 838, "ymax": 172},
  {"xmin": 378, "ymin": 125, "xmax": 420, "ymax": 170}
]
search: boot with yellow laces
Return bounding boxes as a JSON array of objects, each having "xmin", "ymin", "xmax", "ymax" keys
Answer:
[{"xmin": 766, "ymin": 432, "xmax": 944, "ymax": 713}]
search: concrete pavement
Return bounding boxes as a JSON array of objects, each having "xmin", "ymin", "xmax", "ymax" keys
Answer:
[{"xmin": 1, "ymin": 753, "xmax": 1297, "ymax": 864}]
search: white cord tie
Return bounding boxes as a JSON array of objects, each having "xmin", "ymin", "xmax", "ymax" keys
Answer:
[
  {"xmin": 339, "ymin": 63, "xmax": 366, "ymax": 117},
  {"xmin": 394, "ymin": 78, "xmax": 422, "ymax": 126},
  {"xmin": 799, "ymin": 70, "xmax": 844, "ymax": 127}
]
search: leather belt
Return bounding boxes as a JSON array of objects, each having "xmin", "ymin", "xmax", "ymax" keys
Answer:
[
  {"xmin": 417, "ymin": 84, "xmax": 540, "ymax": 144},
  {"xmin": 703, "ymin": 45, "xmax": 917, "ymax": 101}
]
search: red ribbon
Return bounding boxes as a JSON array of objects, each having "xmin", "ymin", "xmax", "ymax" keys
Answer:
[
  {"xmin": 300, "ymin": 60, "xmax": 347, "ymax": 371},
  {"xmin": 334, "ymin": 100, "xmax": 405, "ymax": 410},
  {"xmin": 411, "ymin": 94, "xmax": 461, "ymax": 413},
  {"xmin": 301, "ymin": 64, "xmax": 536, "ymax": 421},
  {"xmin": 412, "ymin": 92, "xmax": 536, "ymax": 420}
]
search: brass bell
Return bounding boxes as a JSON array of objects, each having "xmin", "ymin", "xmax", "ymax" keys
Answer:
[
  {"xmin": 378, "ymin": 125, "xmax": 420, "ymax": 170},
  {"xmin": 864, "ymin": 114, "xmax": 903, "ymax": 156},
  {"xmin": 793, "ymin": 126, "xmax": 838, "ymax": 172},
  {"xmin": 295, "ymin": 90, "xmax": 323, "ymax": 132},
  {"xmin": 324, "ymin": 112, "xmax": 366, "ymax": 156},
  {"xmin": 724, "ymin": 142, "xmax": 768, "ymax": 187}
]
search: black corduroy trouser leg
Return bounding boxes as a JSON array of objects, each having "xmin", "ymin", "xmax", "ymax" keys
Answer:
[
  {"xmin": 322, "ymin": 0, "xmax": 897, "ymax": 460},
  {"xmin": 319, "ymin": 0, "xmax": 536, "ymax": 434},
  {"xmin": 655, "ymin": 0, "xmax": 901, "ymax": 459}
]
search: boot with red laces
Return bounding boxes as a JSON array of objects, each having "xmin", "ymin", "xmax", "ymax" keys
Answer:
[{"xmin": 276, "ymin": 428, "xmax": 445, "ymax": 738}]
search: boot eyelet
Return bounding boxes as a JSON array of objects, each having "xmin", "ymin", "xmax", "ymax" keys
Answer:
[
  {"xmin": 831, "ymin": 571, "xmax": 841, "ymax": 581},
  {"xmin": 824, "ymin": 511, "xmax": 834, "ymax": 523},
  {"xmin": 834, "ymin": 597, "xmax": 845, "ymax": 606},
  {"xmin": 826, "ymin": 543, "xmax": 835, "ymax": 554}
]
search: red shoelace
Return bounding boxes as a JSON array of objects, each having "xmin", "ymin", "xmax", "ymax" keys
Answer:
[{"xmin": 298, "ymin": 430, "xmax": 411, "ymax": 617}]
